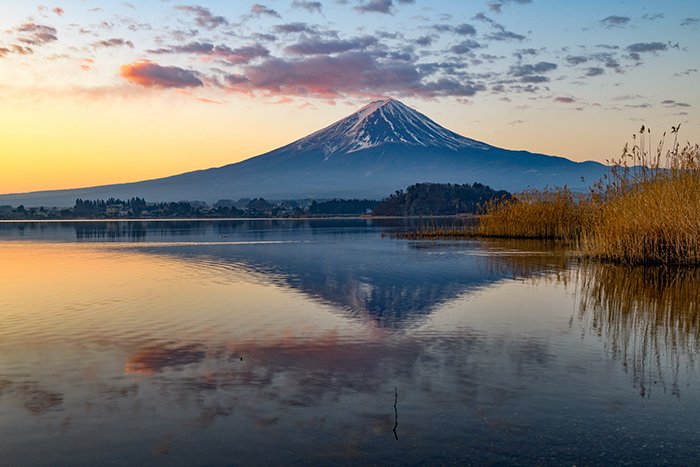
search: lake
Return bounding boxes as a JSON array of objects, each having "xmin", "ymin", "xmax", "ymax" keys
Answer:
[{"xmin": 1, "ymin": 219, "xmax": 699, "ymax": 465}]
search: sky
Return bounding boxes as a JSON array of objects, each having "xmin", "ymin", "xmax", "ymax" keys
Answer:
[{"xmin": 1, "ymin": 0, "xmax": 698, "ymax": 193}]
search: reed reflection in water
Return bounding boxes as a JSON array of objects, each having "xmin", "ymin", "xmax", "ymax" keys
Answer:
[
  {"xmin": 478, "ymin": 238, "xmax": 700, "ymax": 400},
  {"xmin": 576, "ymin": 264, "xmax": 700, "ymax": 399}
]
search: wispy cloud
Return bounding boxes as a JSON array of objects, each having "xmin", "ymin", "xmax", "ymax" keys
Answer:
[
  {"xmin": 431, "ymin": 23, "xmax": 477, "ymax": 36},
  {"xmin": 486, "ymin": 29, "xmax": 525, "ymax": 41},
  {"xmin": 291, "ymin": 1, "xmax": 323, "ymax": 14},
  {"xmin": 487, "ymin": 0, "xmax": 532, "ymax": 14},
  {"xmin": 454, "ymin": 23, "xmax": 477, "ymax": 36},
  {"xmin": 8, "ymin": 44, "xmax": 34, "ymax": 55},
  {"xmin": 175, "ymin": 5, "xmax": 228, "ymax": 29},
  {"xmin": 414, "ymin": 35, "xmax": 434, "ymax": 47},
  {"xmin": 286, "ymin": 36, "xmax": 378, "ymax": 55},
  {"xmin": 510, "ymin": 61, "xmax": 557, "ymax": 83},
  {"xmin": 626, "ymin": 42, "xmax": 668, "ymax": 53},
  {"xmin": 585, "ymin": 67, "xmax": 604, "ymax": 77},
  {"xmin": 356, "ymin": 0, "xmax": 394, "ymax": 14},
  {"xmin": 473, "ymin": 13, "xmax": 526, "ymax": 41},
  {"xmin": 149, "ymin": 42, "xmax": 270, "ymax": 65},
  {"xmin": 250, "ymin": 4, "xmax": 280, "ymax": 18},
  {"xmin": 588, "ymin": 52, "xmax": 622, "ymax": 73},
  {"xmin": 673, "ymin": 68, "xmax": 698, "ymax": 77},
  {"xmin": 661, "ymin": 99, "xmax": 691, "ymax": 108},
  {"xmin": 450, "ymin": 39, "xmax": 483, "ymax": 54},
  {"xmin": 212, "ymin": 44, "xmax": 271, "ymax": 65},
  {"xmin": 641, "ymin": 12, "xmax": 664, "ymax": 21},
  {"xmin": 15, "ymin": 23, "xmax": 58, "ymax": 45},
  {"xmin": 566, "ymin": 55, "xmax": 588, "ymax": 66},
  {"xmin": 354, "ymin": 0, "xmax": 414, "ymax": 15},
  {"xmin": 600, "ymin": 15, "xmax": 630, "ymax": 27},
  {"xmin": 92, "ymin": 38, "xmax": 134, "ymax": 49},
  {"xmin": 273, "ymin": 22, "xmax": 318, "ymax": 34}
]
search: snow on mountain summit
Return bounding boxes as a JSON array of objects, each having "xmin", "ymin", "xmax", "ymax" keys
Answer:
[{"xmin": 291, "ymin": 98, "xmax": 489, "ymax": 156}]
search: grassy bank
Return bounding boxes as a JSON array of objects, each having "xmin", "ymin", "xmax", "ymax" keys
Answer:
[
  {"xmin": 404, "ymin": 131, "xmax": 700, "ymax": 266},
  {"xmin": 477, "ymin": 187, "xmax": 591, "ymax": 240},
  {"xmin": 490, "ymin": 137, "xmax": 699, "ymax": 265},
  {"xmin": 582, "ymin": 163, "xmax": 700, "ymax": 265}
]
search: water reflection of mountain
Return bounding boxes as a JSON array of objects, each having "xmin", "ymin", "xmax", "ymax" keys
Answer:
[
  {"xmin": 0, "ymin": 220, "xmax": 559, "ymax": 328},
  {"xmin": 0, "ymin": 220, "xmax": 573, "ymax": 327},
  {"xmin": 140, "ymin": 240, "xmax": 516, "ymax": 327}
]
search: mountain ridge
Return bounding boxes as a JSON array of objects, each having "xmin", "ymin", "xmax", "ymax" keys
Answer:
[{"xmin": 0, "ymin": 99, "xmax": 609, "ymax": 207}]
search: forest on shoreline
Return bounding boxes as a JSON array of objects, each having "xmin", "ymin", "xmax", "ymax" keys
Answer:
[{"xmin": 0, "ymin": 182, "xmax": 509, "ymax": 220}]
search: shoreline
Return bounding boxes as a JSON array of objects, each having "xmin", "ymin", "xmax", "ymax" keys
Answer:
[{"xmin": 0, "ymin": 214, "xmax": 478, "ymax": 223}]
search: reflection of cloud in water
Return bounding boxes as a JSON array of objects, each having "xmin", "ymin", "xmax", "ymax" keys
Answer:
[
  {"xmin": 0, "ymin": 379, "xmax": 63, "ymax": 415},
  {"xmin": 117, "ymin": 326, "xmax": 560, "ymax": 435},
  {"xmin": 125, "ymin": 343, "xmax": 206, "ymax": 375}
]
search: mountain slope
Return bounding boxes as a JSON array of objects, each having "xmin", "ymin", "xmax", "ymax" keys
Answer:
[
  {"xmin": 0, "ymin": 99, "xmax": 609, "ymax": 207},
  {"xmin": 288, "ymin": 98, "xmax": 489, "ymax": 155}
]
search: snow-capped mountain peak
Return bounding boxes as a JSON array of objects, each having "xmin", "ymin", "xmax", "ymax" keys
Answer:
[
  {"xmin": 0, "ymin": 96, "xmax": 608, "ymax": 207},
  {"xmin": 291, "ymin": 98, "xmax": 488, "ymax": 156}
]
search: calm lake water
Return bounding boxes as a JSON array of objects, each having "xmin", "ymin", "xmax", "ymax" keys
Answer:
[{"xmin": 1, "ymin": 219, "xmax": 699, "ymax": 466}]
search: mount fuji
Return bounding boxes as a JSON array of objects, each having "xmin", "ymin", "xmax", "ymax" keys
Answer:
[{"xmin": 1, "ymin": 99, "xmax": 608, "ymax": 207}]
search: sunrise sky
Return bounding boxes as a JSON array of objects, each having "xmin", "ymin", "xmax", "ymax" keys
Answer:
[{"xmin": 1, "ymin": 0, "xmax": 698, "ymax": 193}]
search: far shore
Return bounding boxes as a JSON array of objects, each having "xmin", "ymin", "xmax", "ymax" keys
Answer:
[{"xmin": 0, "ymin": 214, "xmax": 478, "ymax": 223}]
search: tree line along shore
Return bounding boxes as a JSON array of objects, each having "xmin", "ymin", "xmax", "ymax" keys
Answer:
[{"xmin": 0, "ymin": 182, "xmax": 509, "ymax": 220}]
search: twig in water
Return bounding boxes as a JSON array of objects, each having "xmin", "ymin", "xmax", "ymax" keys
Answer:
[{"xmin": 393, "ymin": 387, "xmax": 399, "ymax": 441}]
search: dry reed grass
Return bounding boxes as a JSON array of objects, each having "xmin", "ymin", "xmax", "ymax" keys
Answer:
[
  {"xmin": 477, "ymin": 187, "xmax": 591, "ymax": 240},
  {"xmin": 477, "ymin": 126, "xmax": 700, "ymax": 265},
  {"xmin": 581, "ymin": 140, "xmax": 700, "ymax": 265}
]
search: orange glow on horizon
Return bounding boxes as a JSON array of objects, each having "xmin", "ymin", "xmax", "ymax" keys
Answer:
[{"xmin": 2, "ymin": 89, "xmax": 692, "ymax": 195}]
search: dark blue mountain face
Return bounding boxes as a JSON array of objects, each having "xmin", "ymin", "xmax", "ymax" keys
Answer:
[{"xmin": 0, "ymin": 99, "xmax": 609, "ymax": 207}]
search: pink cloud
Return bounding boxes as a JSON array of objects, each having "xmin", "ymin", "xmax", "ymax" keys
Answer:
[
  {"xmin": 120, "ymin": 60, "xmax": 203, "ymax": 88},
  {"xmin": 223, "ymin": 51, "xmax": 483, "ymax": 99}
]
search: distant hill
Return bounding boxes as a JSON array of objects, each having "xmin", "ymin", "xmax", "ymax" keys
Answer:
[
  {"xmin": 0, "ymin": 99, "xmax": 608, "ymax": 207},
  {"xmin": 373, "ymin": 182, "xmax": 509, "ymax": 216}
]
